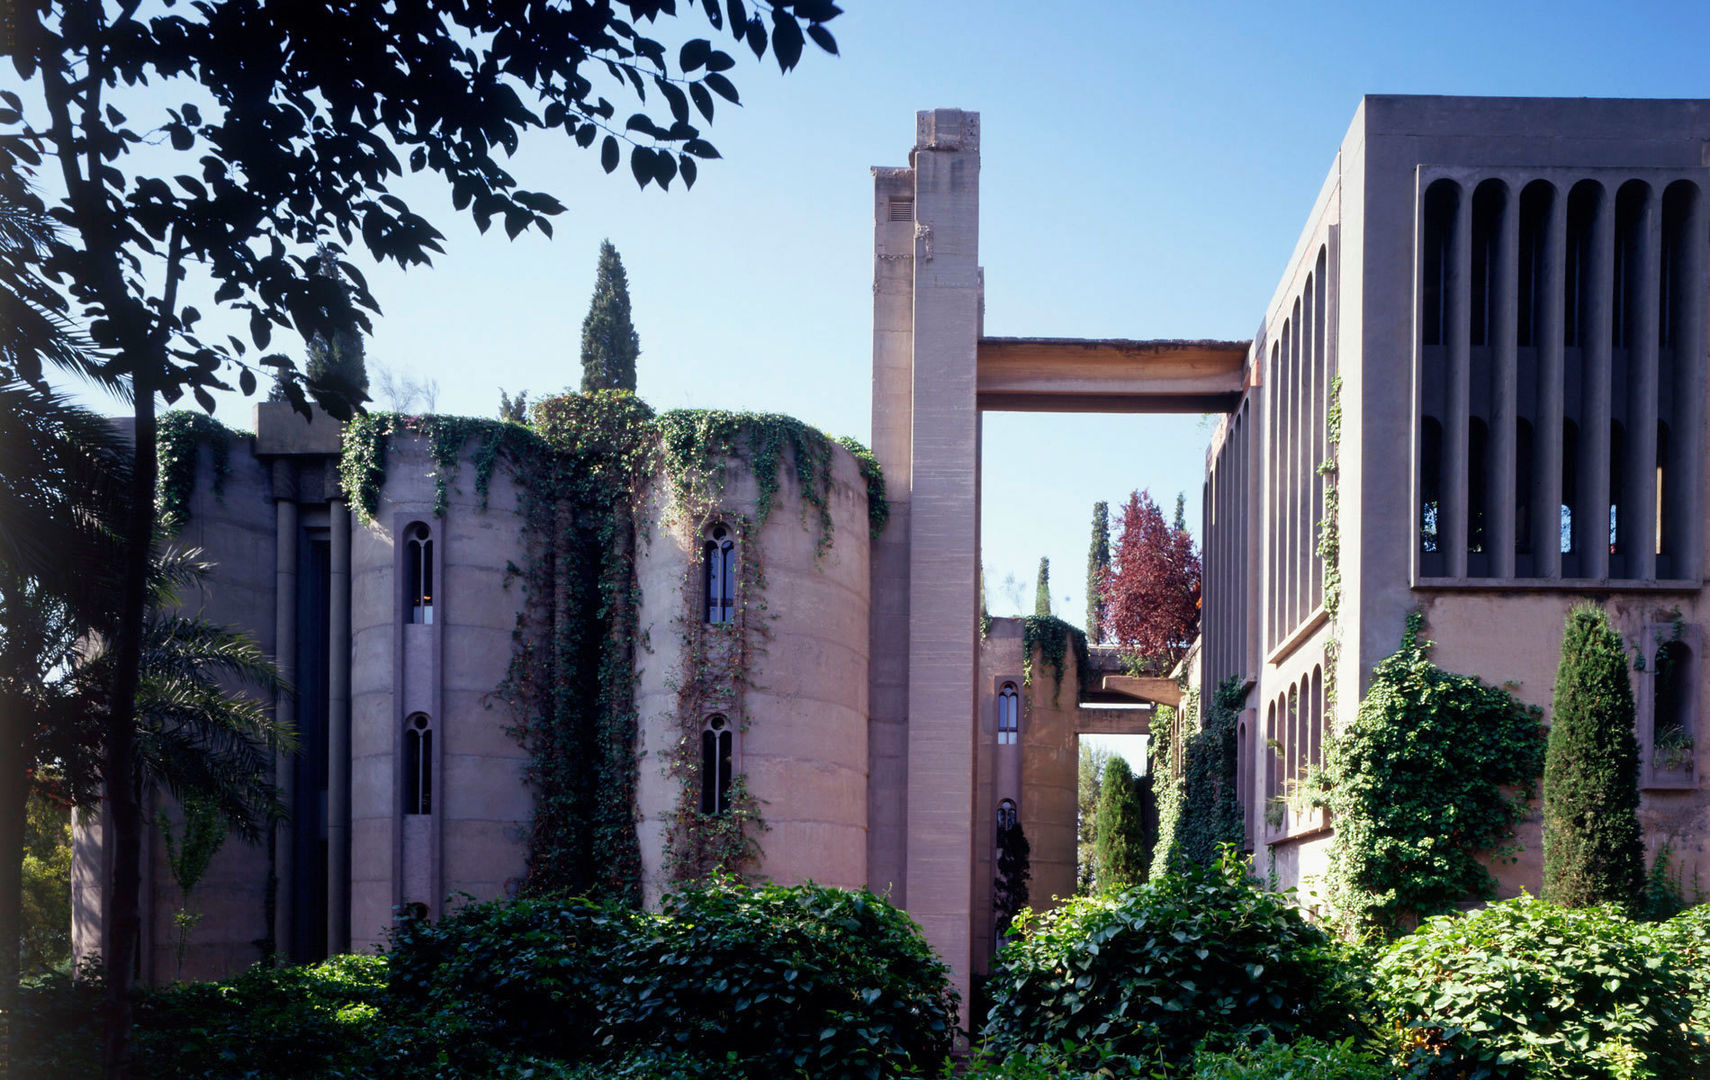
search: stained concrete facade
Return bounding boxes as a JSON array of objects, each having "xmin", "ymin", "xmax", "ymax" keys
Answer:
[{"xmin": 74, "ymin": 96, "xmax": 1710, "ymax": 1009}]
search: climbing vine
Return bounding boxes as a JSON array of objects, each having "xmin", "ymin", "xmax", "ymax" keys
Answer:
[
  {"xmin": 1148, "ymin": 676, "xmax": 1246, "ymax": 878},
  {"xmin": 340, "ymin": 412, "xmax": 537, "ymax": 523},
  {"xmin": 834, "ymin": 435, "xmax": 890, "ymax": 539},
  {"xmin": 156, "ymin": 410, "xmax": 239, "ymax": 531},
  {"xmin": 1316, "ymin": 374, "xmax": 1343, "ymax": 710},
  {"xmin": 1323, "ymin": 612, "xmax": 1546, "ymax": 938},
  {"xmin": 1021, "ymin": 615, "xmax": 1088, "ymax": 702}
]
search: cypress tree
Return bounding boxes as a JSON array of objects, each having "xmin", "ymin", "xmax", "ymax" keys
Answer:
[
  {"xmin": 1094, "ymin": 756, "xmax": 1148, "ymax": 890},
  {"xmin": 1034, "ymin": 557, "xmax": 1051, "ymax": 617},
  {"xmin": 579, "ymin": 239, "xmax": 640, "ymax": 393},
  {"xmin": 275, "ymin": 244, "xmax": 368, "ymax": 405},
  {"xmin": 1542, "ymin": 603, "xmax": 1645, "ymax": 910},
  {"xmin": 1086, "ymin": 501, "xmax": 1110, "ymax": 643}
]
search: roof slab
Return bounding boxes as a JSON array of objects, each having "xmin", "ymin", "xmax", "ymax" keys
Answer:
[{"xmin": 976, "ymin": 337, "xmax": 1251, "ymax": 414}]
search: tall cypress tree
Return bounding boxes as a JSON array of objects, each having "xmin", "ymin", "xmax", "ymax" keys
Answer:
[
  {"xmin": 1086, "ymin": 501, "xmax": 1110, "ymax": 642},
  {"xmin": 1034, "ymin": 557, "xmax": 1052, "ymax": 617},
  {"xmin": 274, "ymin": 243, "xmax": 368, "ymax": 405},
  {"xmin": 579, "ymin": 239, "xmax": 640, "ymax": 393},
  {"xmin": 1542, "ymin": 603, "xmax": 1645, "ymax": 910},
  {"xmin": 1095, "ymin": 756, "xmax": 1148, "ymax": 891}
]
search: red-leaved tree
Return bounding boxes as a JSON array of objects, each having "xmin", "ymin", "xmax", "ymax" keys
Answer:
[{"xmin": 1104, "ymin": 490, "xmax": 1201, "ymax": 675}]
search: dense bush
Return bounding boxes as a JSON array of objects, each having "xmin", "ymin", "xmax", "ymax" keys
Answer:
[
  {"xmin": 387, "ymin": 878, "xmax": 958, "ymax": 1079},
  {"xmin": 984, "ymin": 849, "xmax": 1364, "ymax": 1073},
  {"xmin": 1542, "ymin": 604, "xmax": 1645, "ymax": 911},
  {"xmin": 1654, "ymin": 902, "xmax": 1710, "ymax": 1068},
  {"xmin": 1191, "ymin": 1037, "xmax": 1395, "ymax": 1080},
  {"xmin": 1374, "ymin": 896, "xmax": 1703, "ymax": 1079}
]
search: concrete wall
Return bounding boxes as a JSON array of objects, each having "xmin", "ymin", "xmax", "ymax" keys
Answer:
[
  {"xmin": 350, "ymin": 431, "xmax": 533, "ymax": 952},
  {"xmin": 635, "ymin": 439, "xmax": 872, "ymax": 906}
]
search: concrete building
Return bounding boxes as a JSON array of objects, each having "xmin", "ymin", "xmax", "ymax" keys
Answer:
[{"xmin": 75, "ymin": 97, "xmax": 1709, "ymax": 1007}]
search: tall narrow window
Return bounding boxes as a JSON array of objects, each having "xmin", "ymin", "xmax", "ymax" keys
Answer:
[
  {"xmin": 1517, "ymin": 181, "xmax": 1553, "ymax": 348},
  {"xmin": 1264, "ymin": 701, "xmax": 1278, "ymax": 810},
  {"xmin": 1614, "ymin": 182, "xmax": 1647, "ymax": 351},
  {"xmin": 1422, "ymin": 181, "xmax": 1458, "ymax": 347},
  {"xmin": 1656, "ymin": 422, "xmax": 1671, "ymax": 569},
  {"xmin": 406, "ymin": 523, "xmax": 433, "ymax": 624},
  {"xmin": 704, "ymin": 525, "xmax": 736, "ymax": 624},
  {"xmin": 403, "ymin": 713, "xmax": 432, "ymax": 815},
  {"xmin": 1515, "ymin": 419, "xmax": 1535, "ymax": 557},
  {"xmin": 1468, "ymin": 417, "xmax": 1489, "ymax": 555},
  {"xmin": 1561, "ymin": 419, "xmax": 1580, "ymax": 558},
  {"xmin": 996, "ymin": 798, "xmax": 1018, "ymax": 833},
  {"xmin": 1421, "ymin": 417, "xmax": 1443, "ymax": 556},
  {"xmin": 1565, "ymin": 182, "xmax": 1601, "ymax": 349},
  {"xmin": 997, "ymin": 683, "xmax": 1020, "ymax": 745},
  {"xmin": 1653, "ymin": 640, "xmax": 1693, "ymax": 773},
  {"xmin": 700, "ymin": 714, "xmax": 734, "ymax": 815},
  {"xmin": 1471, "ymin": 181, "xmax": 1504, "ymax": 347},
  {"xmin": 1609, "ymin": 420, "xmax": 1626, "ymax": 560},
  {"xmin": 1309, "ymin": 666, "xmax": 1324, "ymax": 770}
]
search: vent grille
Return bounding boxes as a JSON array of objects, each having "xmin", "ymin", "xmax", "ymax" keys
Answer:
[{"xmin": 888, "ymin": 198, "xmax": 913, "ymax": 222}]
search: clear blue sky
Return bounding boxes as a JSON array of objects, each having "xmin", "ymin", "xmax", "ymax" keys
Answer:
[{"xmin": 53, "ymin": 0, "xmax": 1710, "ymax": 658}]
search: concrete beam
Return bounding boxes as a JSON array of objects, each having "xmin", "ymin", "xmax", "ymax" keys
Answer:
[
  {"xmin": 1101, "ymin": 675, "xmax": 1183, "ymax": 706},
  {"xmin": 1075, "ymin": 709, "xmax": 1153, "ymax": 736},
  {"xmin": 976, "ymin": 337, "xmax": 1248, "ymax": 413}
]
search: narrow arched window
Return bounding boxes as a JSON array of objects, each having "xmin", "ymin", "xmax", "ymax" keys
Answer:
[
  {"xmin": 997, "ymin": 683, "xmax": 1020, "ymax": 745},
  {"xmin": 1655, "ymin": 641, "xmax": 1691, "ymax": 748},
  {"xmin": 704, "ymin": 525, "xmax": 736, "ymax": 625},
  {"xmin": 700, "ymin": 714, "xmax": 734, "ymax": 815},
  {"xmin": 403, "ymin": 713, "xmax": 433, "ymax": 815},
  {"xmin": 996, "ymin": 798, "xmax": 1017, "ymax": 834},
  {"xmin": 406, "ymin": 523, "xmax": 434, "ymax": 624}
]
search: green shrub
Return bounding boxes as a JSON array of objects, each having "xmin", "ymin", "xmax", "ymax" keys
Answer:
[
  {"xmin": 133, "ymin": 954, "xmax": 390, "ymax": 1079},
  {"xmin": 984, "ymin": 849, "xmax": 1363, "ymax": 1073},
  {"xmin": 1654, "ymin": 903, "xmax": 1710, "ymax": 1070},
  {"xmin": 9, "ymin": 969, "xmax": 103, "ymax": 1079},
  {"xmin": 385, "ymin": 879, "xmax": 957, "ymax": 1079},
  {"xmin": 1191, "ymin": 1037, "xmax": 1396, "ymax": 1079},
  {"xmin": 1374, "ymin": 896, "xmax": 1702, "ymax": 1079},
  {"xmin": 1542, "ymin": 604, "xmax": 1645, "ymax": 911}
]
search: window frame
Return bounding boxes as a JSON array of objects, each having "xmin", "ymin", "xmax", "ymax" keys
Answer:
[{"xmin": 1636, "ymin": 620, "xmax": 1700, "ymax": 790}]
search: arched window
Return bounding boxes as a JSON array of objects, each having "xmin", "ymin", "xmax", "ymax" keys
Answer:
[
  {"xmin": 700, "ymin": 714, "xmax": 734, "ymax": 816},
  {"xmin": 406, "ymin": 523, "xmax": 434, "ymax": 624},
  {"xmin": 403, "ymin": 713, "xmax": 433, "ymax": 815},
  {"xmin": 1654, "ymin": 641, "xmax": 1691, "ymax": 751},
  {"xmin": 997, "ymin": 683, "xmax": 1020, "ymax": 745},
  {"xmin": 996, "ymin": 798, "xmax": 1017, "ymax": 834},
  {"xmin": 704, "ymin": 525, "xmax": 736, "ymax": 625},
  {"xmin": 1286, "ymin": 683, "xmax": 1300, "ymax": 782},
  {"xmin": 1309, "ymin": 666, "xmax": 1324, "ymax": 770},
  {"xmin": 1264, "ymin": 700, "xmax": 1279, "ymax": 808}
]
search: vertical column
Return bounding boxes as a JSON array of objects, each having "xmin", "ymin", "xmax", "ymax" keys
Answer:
[
  {"xmin": 1538, "ymin": 188, "xmax": 1567, "ymax": 579},
  {"xmin": 270, "ymin": 468, "xmax": 297, "ymax": 957},
  {"xmin": 1630, "ymin": 188, "xmax": 1661, "ymax": 579},
  {"xmin": 1492, "ymin": 186, "xmax": 1520, "ymax": 577},
  {"xmin": 1682, "ymin": 187, "xmax": 1708, "ymax": 582},
  {"xmin": 1584, "ymin": 186, "xmax": 1615, "ymax": 580},
  {"xmin": 1265, "ymin": 345, "xmax": 1279, "ymax": 650},
  {"xmin": 325, "ymin": 499, "xmax": 351, "ymax": 954},
  {"xmin": 1445, "ymin": 185, "xmax": 1472, "ymax": 578},
  {"xmin": 868, "ymin": 163, "xmax": 916, "ymax": 902},
  {"xmin": 904, "ymin": 108, "xmax": 981, "ymax": 1008}
]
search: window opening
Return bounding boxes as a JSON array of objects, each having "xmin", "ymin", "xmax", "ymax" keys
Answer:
[
  {"xmin": 1654, "ymin": 640, "xmax": 1692, "ymax": 769},
  {"xmin": 1468, "ymin": 417, "xmax": 1489, "ymax": 554},
  {"xmin": 996, "ymin": 798, "xmax": 1017, "ymax": 834},
  {"xmin": 1518, "ymin": 181, "xmax": 1553, "ymax": 348},
  {"xmin": 997, "ymin": 683, "xmax": 1020, "ymax": 745},
  {"xmin": 704, "ymin": 525, "xmax": 736, "ymax": 624},
  {"xmin": 406, "ymin": 523, "xmax": 433, "ymax": 624},
  {"xmin": 1516, "ymin": 419, "xmax": 1535, "ymax": 555},
  {"xmin": 700, "ymin": 714, "xmax": 734, "ymax": 815},
  {"xmin": 1420, "ymin": 417, "xmax": 1443, "ymax": 555},
  {"xmin": 404, "ymin": 714, "xmax": 432, "ymax": 815},
  {"xmin": 1422, "ymin": 181, "xmax": 1458, "ymax": 347},
  {"xmin": 1609, "ymin": 420, "xmax": 1626, "ymax": 559},
  {"xmin": 1561, "ymin": 419, "xmax": 1579, "ymax": 557}
]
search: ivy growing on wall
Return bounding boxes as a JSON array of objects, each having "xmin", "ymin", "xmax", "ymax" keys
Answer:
[
  {"xmin": 1323, "ymin": 613, "xmax": 1546, "ymax": 938},
  {"xmin": 834, "ymin": 435, "xmax": 889, "ymax": 540},
  {"xmin": 156, "ymin": 410, "xmax": 239, "ymax": 531},
  {"xmin": 1316, "ymin": 374, "xmax": 1343, "ymax": 710},
  {"xmin": 1148, "ymin": 676, "xmax": 1246, "ymax": 879},
  {"xmin": 1021, "ymin": 615, "xmax": 1089, "ymax": 702}
]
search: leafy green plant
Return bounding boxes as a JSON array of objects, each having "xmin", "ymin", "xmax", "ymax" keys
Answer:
[
  {"xmin": 1149, "ymin": 677, "xmax": 1246, "ymax": 878},
  {"xmin": 1543, "ymin": 604, "xmax": 1645, "ymax": 911},
  {"xmin": 1093, "ymin": 755, "xmax": 1148, "ymax": 891},
  {"xmin": 1325, "ymin": 614, "xmax": 1545, "ymax": 936},
  {"xmin": 1192, "ymin": 1036, "xmax": 1394, "ymax": 1080},
  {"xmin": 1021, "ymin": 614, "xmax": 1089, "ymax": 699},
  {"xmin": 1374, "ymin": 896, "xmax": 1703, "ymax": 1080},
  {"xmin": 155, "ymin": 409, "xmax": 238, "ymax": 531},
  {"xmin": 985, "ymin": 848, "xmax": 1364, "ymax": 1074},
  {"xmin": 156, "ymin": 793, "xmax": 227, "ymax": 979},
  {"xmin": 1653, "ymin": 903, "xmax": 1710, "ymax": 1069}
]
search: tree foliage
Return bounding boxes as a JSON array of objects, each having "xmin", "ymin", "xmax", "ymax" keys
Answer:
[
  {"xmin": 993, "ymin": 820, "xmax": 1031, "ymax": 935},
  {"xmin": 1543, "ymin": 604, "xmax": 1645, "ymax": 911},
  {"xmin": 580, "ymin": 239, "xmax": 641, "ymax": 393},
  {"xmin": 1093, "ymin": 756, "xmax": 1148, "ymax": 891},
  {"xmin": 1104, "ymin": 489, "xmax": 1200, "ymax": 676},
  {"xmin": 1148, "ymin": 680, "xmax": 1245, "ymax": 880},
  {"xmin": 1325, "ymin": 613, "xmax": 1546, "ymax": 937},
  {"xmin": 1032, "ymin": 556, "xmax": 1051, "ymax": 617},
  {"xmin": 1076, "ymin": 740, "xmax": 1111, "ymax": 892},
  {"xmin": 1085, "ymin": 501, "xmax": 1109, "ymax": 644}
]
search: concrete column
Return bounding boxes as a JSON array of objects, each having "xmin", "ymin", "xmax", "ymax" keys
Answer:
[
  {"xmin": 1492, "ymin": 186, "xmax": 1520, "ymax": 577},
  {"xmin": 326, "ymin": 499, "xmax": 351, "ymax": 954},
  {"xmin": 1682, "ymin": 187, "xmax": 1708, "ymax": 582},
  {"xmin": 1538, "ymin": 188, "xmax": 1567, "ymax": 579},
  {"xmin": 1584, "ymin": 186, "xmax": 1615, "ymax": 580},
  {"xmin": 1445, "ymin": 184, "xmax": 1472, "ymax": 578},
  {"xmin": 904, "ymin": 107, "xmax": 981, "ymax": 1010},
  {"xmin": 270, "ymin": 470, "xmax": 297, "ymax": 956},
  {"xmin": 1630, "ymin": 189, "xmax": 1661, "ymax": 579},
  {"xmin": 868, "ymin": 163, "xmax": 916, "ymax": 902},
  {"xmin": 1265, "ymin": 346, "xmax": 1279, "ymax": 649}
]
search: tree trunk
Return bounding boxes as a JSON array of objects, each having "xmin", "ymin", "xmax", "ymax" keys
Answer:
[{"xmin": 0, "ymin": 703, "xmax": 27, "ymax": 1073}]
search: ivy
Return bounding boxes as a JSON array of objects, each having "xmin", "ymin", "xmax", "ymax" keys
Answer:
[
  {"xmin": 1316, "ymin": 374, "xmax": 1343, "ymax": 710},
  {"xmin": 1021, "ymin": 615, "xmax": 1088, "ymax": 702},
  {"xmin": 657, "ymin": 409, "xmax": 838, "ymax": 556},
  {"xmin": 1148, "ymin": 676, "xmax": 1246, "ymax": 878},
  {"xmin": 1323, "ymin": 612, "xmax": 1547, "ymax": 938},
  {"xmin": 156, "ymin": 410, "xmax": 239, "ymax": 531},
  {"xmin": 833, "ymin": 435, "xmax": 889, "ymax": 539},
  {"xmin": 339, "ymin": 412, "xmax": 538, "ymax": 524}
]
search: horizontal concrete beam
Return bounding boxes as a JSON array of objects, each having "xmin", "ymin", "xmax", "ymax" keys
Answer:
[
  {"xmin": 1075, "ymin": 708, "xmax": 1152, "ymax": 736},
  {"xmin": 976, "ymin": 337, "xmax": 1249, "ymax": 414},
  {"xmin": 1101, "ymin": 675, "xmax": 1183, "ymax": 707}
]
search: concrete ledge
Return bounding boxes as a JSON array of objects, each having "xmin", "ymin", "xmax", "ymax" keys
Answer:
[
  {"xmin": 1101, "ymin": 674, "xmax": 1182, "ymax": 707},
  {"xmin": 977, "ymin": 337, "xmax": 1248, "ymax": 413},
  {"xmin": 255, "ymin": 401, "xmax": 345, "ymax": 456}
]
